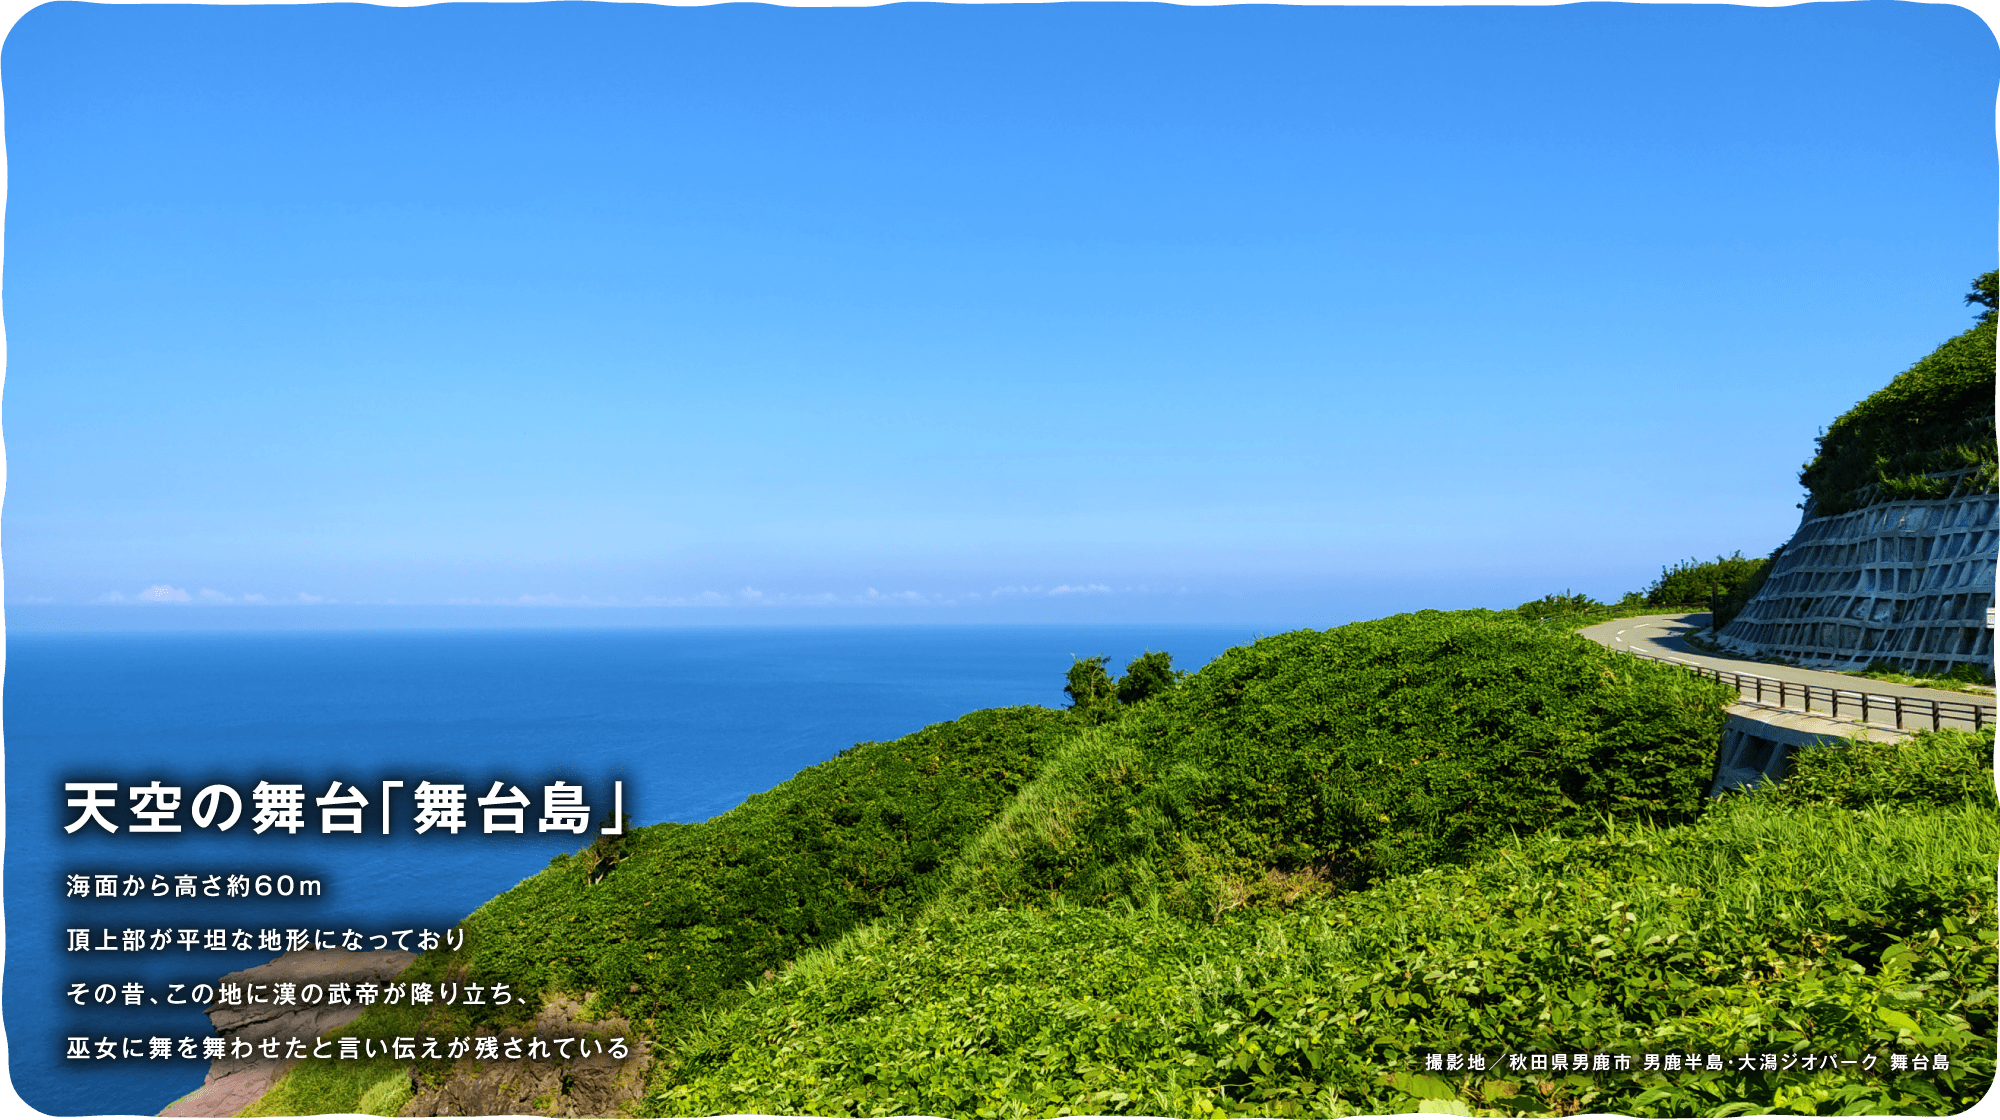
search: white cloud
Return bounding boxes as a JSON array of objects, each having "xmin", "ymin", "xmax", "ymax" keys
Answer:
[
  {"xmin": 982, "ymin": 583, "xmax": 1119, "ymax": 599},
  {"xmin": 510, "ymin": 594, "xmax": 648, "ymax": 606},
  {"xmin": 137, "ymin": 585, "xmax": 192, "ymax": 603}
]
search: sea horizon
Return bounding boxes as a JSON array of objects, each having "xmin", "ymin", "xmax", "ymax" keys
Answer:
[{"xmin": 8, "ymin": 622, "xmax": 1270, "ymax": 1115}]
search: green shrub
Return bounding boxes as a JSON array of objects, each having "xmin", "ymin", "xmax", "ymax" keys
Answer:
[
  {"xmin": 941, "ymin": 612, "xmax": 1734, "ymax": 919},
  {"xmin": 1069, "ymin": 650, "xmax": 1185, "ymax": 716},
  {"xmin": 1645, "ymin": 552, "xmax": 1770, "ymax": 611},
  {"xmin": 397, "ymin": 705, "xmax": 1074, "ymax": 1031},
  {"xmin": 1800, "ymin": 273, "xmax": 1998, "ymax": 517},
  {"xmin": 1712, "ymin": 546, "xmax": 1780, "ymax": 630},
  {"xmin": 650, "ymin": 800, "xmax": 1998, "ymax": 1118},
  {"xmin": 1748, "ymin": 727, "xmax": 1996, "ymax": 813},
  {"xmin": 1115, "ymin": 649, "xmax": 1181, "ymax": 705},
  {"xmin": 1944, "ymin": 662, "xmax": 1995, "ymax": 685},
  {"xmin": 1065, "ymin": 655, "xmax": 1119, "ymax": 721},
  {"xmin": 1514, "ymin": 589, "xmax": 1605, "ymax": 621}
]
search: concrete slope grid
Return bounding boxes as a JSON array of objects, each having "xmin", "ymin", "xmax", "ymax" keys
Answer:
[{"xmin": 1714, "ymin": 489, "xmax": 1996, "ymax": 677}]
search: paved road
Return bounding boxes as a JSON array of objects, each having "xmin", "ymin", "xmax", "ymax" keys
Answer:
[{"xmin": 1578, "ymin": 612, "xmax": 1994, "ymax": 731}]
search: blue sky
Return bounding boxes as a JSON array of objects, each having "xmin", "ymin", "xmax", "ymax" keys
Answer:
[{"xmin": 3, "ymin": 0, "xmax": 1995, "ymax": 627}]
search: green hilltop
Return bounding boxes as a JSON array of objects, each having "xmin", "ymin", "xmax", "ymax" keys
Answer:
[
  {"xmin": 240, "ymin": 610, "xmax": 1998, "ymax": 1118},
  {"xmin": 1799, "ymin": 272, "xmax": 1999, "ymax": 518}
]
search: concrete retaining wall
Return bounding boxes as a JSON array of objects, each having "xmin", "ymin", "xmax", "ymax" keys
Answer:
[{"xmin": 1715, "ymin": 489, "xmax": 1996, "ymax": 676}]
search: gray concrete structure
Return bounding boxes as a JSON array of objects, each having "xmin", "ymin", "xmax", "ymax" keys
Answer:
[
  {"xmin": 1714, "ymin": 486, "xmax": 1997, "ymax": 676},
  {"xmin": 1708, "ymin": 709, "xmax": 1909, "ymax": 798}
]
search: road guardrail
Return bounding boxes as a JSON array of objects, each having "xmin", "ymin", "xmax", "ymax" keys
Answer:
[{"xmin": 1620, "ymin": 649, "xmax": 1995, "ymax": 733}]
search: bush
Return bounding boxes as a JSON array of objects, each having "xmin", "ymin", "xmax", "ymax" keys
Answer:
[
  {"xmin": 1115, "ymin": 649, "xmax": 1180, "ymax": 705},
  {"xmin": 396, "ymin": 705, "xmax": 1073, "ymax": 1030},
  {"xmin": 1514, "ymin": 589, "xmax": 1605, "ymax": 621},
  {"xmin": 1645, "ymin": 552, "xmax": 1769, "ymax": 611},
  {"xmin": 1712, "ymin": 546, "xmax": 1781, "ymax": 629},
  {"xmin": 1945, "ymin": 661, "xmax": 1995, "ymax": 685},
  {"xmin": 1749, "ymin": 727, "xmax": 1996, "ymax": 813},
  {"xmin": 652, "ymin": 801, "xmax": 1998, "ymax": 1119},
  {"xmin": 941, "ymin": 612, "xmax": 1735, "ymax": 919},
  {"xmin": 1056, "ymin": 656, "xmax": 1120, "ymax": 708}
]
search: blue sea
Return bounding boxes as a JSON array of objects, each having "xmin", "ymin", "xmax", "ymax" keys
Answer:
[{"xmin": 5, "ymin": 624, "xmax": 1266, "ymax": 1116}]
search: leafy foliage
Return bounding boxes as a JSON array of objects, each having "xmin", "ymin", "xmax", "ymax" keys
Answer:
[
  {"xmin": 1711, "ymin": 546, "xmax": 1781, "ymax": 630},
  {"xmin": 1513, "ymin": 589, "xmax": 1605, "ymax": 621},
  {"xmin": 1944, "ymin": 661, "xmax": 1996, "ymax": 685},
  {"xmin": 1968, "ymin": 269, "xmax": 1996, "ymax": 326},
  {"xmin": 1856, "ymin": 660, "xmax": 1994, "ymax": 693},
  {"xmin": 395, "ymin": 705, "xmax": 1074, "ymax": 1033},
  {"xmin": 1749, "ymin": 727, "xmax": 1995, "ymax": 813},
  {"xmin": 1645, "ymin": 552, "xmax": 1770, "ymax": 611},
  {"xmin": 942, "ymin": 612, "xmax": 1733, "ymax": 920},
  {"xmin": 650, "ymin": 731, "xmax": 1998, "ymax": 1118},
  {"xmin": 1069, "ymin": 650, "xmax": 1185, "ymax": 719},
  {"xmin": 1800, "ymin": 273, "xmax": 1998, "ymax": 516},
  {"xmin": 1064, "ymin": 655, "xmax": 1119, "ymax": 722},
  {"xmin": 1115, "ymin": 649, "xmax": 1181, "ymax": 705},
  {"xmin": 247, "ymin": 623, "xmax": 1999, "ymax": 1120}
]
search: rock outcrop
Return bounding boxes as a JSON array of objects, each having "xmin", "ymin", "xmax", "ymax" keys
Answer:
[
  {"xmin": 159, "ymin": 949, "xmax": 417, "ymax": 1117},
  {"xmin": 398, "ymin": 995, "xmax": 650, "ymax": 1118}
]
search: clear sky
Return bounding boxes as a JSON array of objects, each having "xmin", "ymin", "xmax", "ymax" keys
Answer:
[{"xmin": 3, "ymin": 0, "xmax": 1995, "ymax": 627}]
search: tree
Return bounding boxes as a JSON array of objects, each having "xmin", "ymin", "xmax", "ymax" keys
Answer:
[
  {"xmin": 1966, "ymin": 269, "xmax": 1996, "ymax": 324},
  {"xmin": 1064, "ymin": 656, "xmax": 1117, "ymax": 717},
  {"xmin": 1644, "ymin": 553, "xmax": 1768, "ymax": 610},
  {"xmin": 1115, "ymin": 650, "xmax": 1179, "ymax": 705}
]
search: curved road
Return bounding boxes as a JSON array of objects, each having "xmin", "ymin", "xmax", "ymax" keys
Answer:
[{"xmin": 1578, "ymin": 612, "xmax": 1994, "ymax": 731}]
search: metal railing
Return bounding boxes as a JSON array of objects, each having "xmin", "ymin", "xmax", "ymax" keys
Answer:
[{"xmin": 1621, "ymin": 649, "xmax": 1995, "ymax": 733}]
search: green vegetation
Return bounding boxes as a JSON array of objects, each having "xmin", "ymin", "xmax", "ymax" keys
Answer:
[
  {"xmin": 1066, "ymin": 650, "xmax": 1185, "ymax": 722},
  {"xmin": 1115, "ymin": 649, "xmax": 1181, "ymax": 705},
  {"xmin": 240, "ymin": 613, "xmax": 1998, "ymax": 1118},
  {"xmin": 1509, "ymin": 546, "xmax": 1777, "ymax": 633},
  {"xmin": 1515, "ymin": 589, "xmax": 1615, "ymax": 621},
  {"xmin": 1510, "ymin": 590, "xmax": 1664, "ymax": 632},
  {"xmin": 1800, "ymin": 272, "xmax": 1999, "ymax": 517},
  {"xmin": 1645, "ymin": 552, "xmax": 1771, "ymax": 614},
  {"xmin": 1751, "ymin": 726, "xmax": 1993, "ymax": 812},
  {"xmin": 1853, "ymin": 659, "xmax": 1996, "ymax": 694},
  {"xmin": 448, "ymin": 705, "xmax": 1072, "ymax": 1027},
  {"xmin": 651, "ymin": 727, "xmax": 1996, "ymax": 1118},
  {"xmin": 240, "ymin": 1065, "xmax": 412, "ymax": 1118},
  {"xmin": 235, "ymin": 704, "xmax": 1077, "ymax": 1115},
  {"xmin": 1710, "ymin": 546, "xmax": 1781, "ymax": 630},
  {"xmin": 941, "ymin": 613, "xmax": 1730, "ymax": 920},
  {"xmin": 1063, "ymin": 655, "xmax": 1119, "ymax": 715}
]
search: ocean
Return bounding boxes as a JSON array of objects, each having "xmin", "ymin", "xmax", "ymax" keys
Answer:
[{"xmin": 4, "ymin": 623, "xmax": 1268, "ymax": 1116}]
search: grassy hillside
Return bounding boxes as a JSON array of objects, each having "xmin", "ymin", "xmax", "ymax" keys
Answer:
[
  {"xmin": 239, "ymin": 612, "xmax": 1997, "ymax": 1117},
  {"xmin": 649, "ymin": 728, "xmax": 1995, "ymax": 1118},
  {"xmin": 940, "ymin": 612, "xmax": 1732, "ymax": 920},
  {"xmin": 442, "ymin": 704, "xmax": 1075, "ymax": 1025},
  {"xmin": 1799, "ymin": 274, "xmax": 1998, "ymax": 517},
  {"xmin": 241, "ymin": 703, "xmax": 1080, "ymax": 1114}
]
